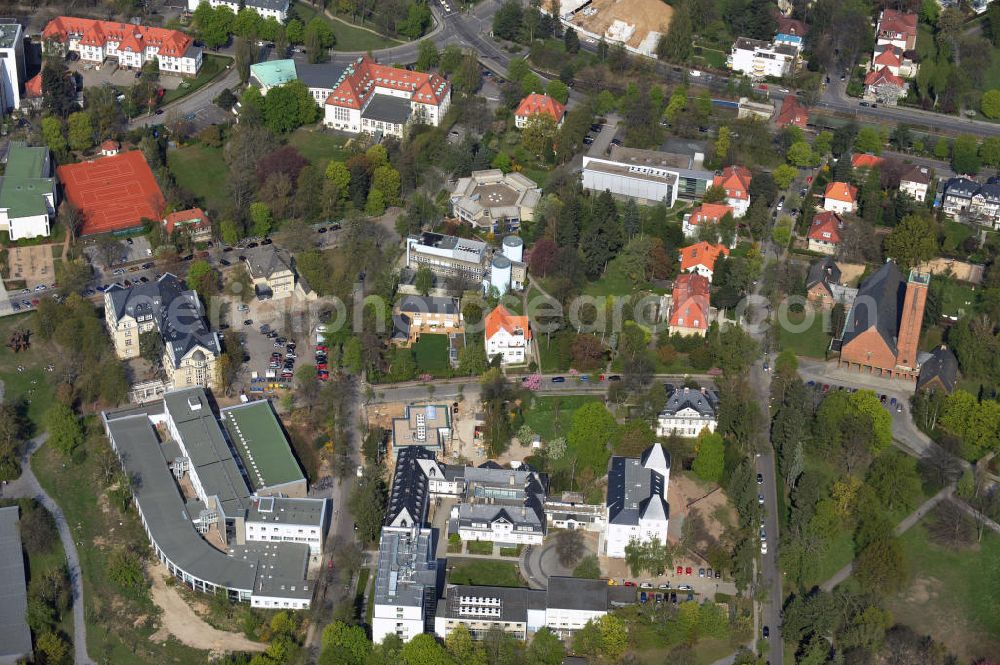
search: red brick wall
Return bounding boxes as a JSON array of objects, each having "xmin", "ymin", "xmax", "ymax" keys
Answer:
[
  {"xmin": 896, "ymin": 280, "xmax": 927, "ymax": 370},
  {"xmin": 841, "ymin": 327, "xmax": 897, "ymax": 372}
]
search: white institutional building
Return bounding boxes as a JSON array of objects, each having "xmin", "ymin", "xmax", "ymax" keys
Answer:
[
  {"xmin": 189, "ymin": 0, "xmax": 290, "ymax": 21},
  {"xmin": 604, "ymin": 443, "xmax": 670, "ymax": 558}
]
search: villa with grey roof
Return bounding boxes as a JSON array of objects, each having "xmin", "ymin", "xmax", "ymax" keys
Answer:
[
  {"xmin": 104, "ymin": 273, "xmax": 221, "ymax": 389},
  {"xmin": 449, "ymin": 463, "xmax": 548, "ymax": 545},
  {"xmin": 656, "ymin": 386, "xmax": 720, "ymax": 437},
  {"xmin": 101, "ymin": 387, "xmax": 328, "ymax": 608},
  {"xmin": 604, "ymin": 443, "xmax": 671, "ymax": 558}
]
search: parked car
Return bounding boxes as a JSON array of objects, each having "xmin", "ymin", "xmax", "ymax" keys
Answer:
[
  {"xmin": 551, "ymin": 376, "xmax": 566, "ymax": 383},
  {"xmin": 676, "ymin": 566, "xmax": 683, "ymax": 575},
  {"xmin": 757, "ymin": 473, "xmax": 764, "ymax": 484},
  {"xmin": 685, "ymin": 567, "xmax": 692, "ymax": 575},
  {"xmin": 244, "ymin": 319, "xmax": 253, "ymax": 325},
  {"xmin": 698, "ymin": 568, "xmax": 705, "ymax": 577},
  {"xmin": 639, "ymin": 582, "xmax": 653, "ymax": 589}
]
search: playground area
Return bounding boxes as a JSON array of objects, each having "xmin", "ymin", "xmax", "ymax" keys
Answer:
[
  {"xmin": 5, "ymin": 244, "xmax": 55, "ymax": 286},
  {"xmin": 567, "ymin": 0, "xmax": 673, "ymax": 52}
]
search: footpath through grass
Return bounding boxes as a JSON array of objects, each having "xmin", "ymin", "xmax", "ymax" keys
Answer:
[
  {"xmin": 32, "ymin": 427, "xmax": 208, "ymax": 665},
  {"xmin": 887, "ymin": 508, "xmax": 1000, "ymax": 663},
  {"xmin": 293, "ymin": 2, "xmax": 401, "ymax": 51}
]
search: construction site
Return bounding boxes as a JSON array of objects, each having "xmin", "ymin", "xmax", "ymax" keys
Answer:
[{"xmin": 555, "ymin": 0, "xmax": 674, "ymax": 56}]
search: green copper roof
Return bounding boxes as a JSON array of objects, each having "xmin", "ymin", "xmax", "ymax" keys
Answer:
[
  {"xmin": 0, "ymin": 142, "xmax": 54, "ymax": 218},
  {"xmin": 250, "ymin": 59, "xmax": 297, "ymax": 89}
]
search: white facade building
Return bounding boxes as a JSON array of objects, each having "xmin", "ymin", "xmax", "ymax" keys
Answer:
[
  {"xmin": 604, "ymin": 444, "xmax": 670, "ymax": 559},
  {"xmin": 0, "ymin": 21, "xmax": 25, "ymax": 112},
  {"xmin": 189, "ymin": 0, "xmax": 290, "ymax": 21},
  {"xmin": 728, "ymin": 37, "xmax": 798, "ymax": 79},
  {"xmin": 485, "ymin": 305, "xmax": 532, "ymax": 365},
  {"xmin": 582, "ymin": 145, "xmax": 714, "ymax": 206},
  {"xmin": 656, "ymin": 387, "xmax": 719, "ymax": 437}
]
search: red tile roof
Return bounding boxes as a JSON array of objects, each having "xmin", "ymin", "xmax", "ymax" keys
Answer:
[
  {"xmin": 689, "ymin": 203, "xmax": 733, "ymax": 226},
  {"xmin": 101, "ymin": 139, "xmax": 120, "ymax": 152},
  {"xmin": 43, "ymin": 16, "xmax": 193, "ymax": 58},
  {"xmin": 324, "ymin": 55, "xmax": 450, "ymax": 110},
  {"xmin": 57, "ymin": 150, "xmax": 166, "ymax": 236},
  {"xmin": 776, "ymin": 96, "xmax": 808, "ymax": 129},
  {"xmin": 877, "ymin": 9, "xmax": 917, "ymax": 41},
  {"xmin": 485, "ymin": 305, "xmax": 532, "ymax": 341},
  {"xmin": 679, "ymin": 241, "xmax": 730, "ymax": 273},
  {"xmin": 851, "ymin": 153, "xmax": 884, "ymax": 169},
  {"xmin": 164, "ymin": 207, "xmax": 210, "ymax": 235},
  {"xmin": 24, "ymin": 73, "xmax": 42, "ymax": 98},
  {"xmin": 872, "ymin": 46, "xmax": 902, "ymax": 68},
  {"xmin": 776, "ymin": 16, "xmax": 808, "ymax": 36},
  {"xmin": 824, "ymin": 181, "xmax": 858, "ymax": 204},
  {"xmin": 515, "ymin": 93, "xmax": 566, "ymax": 122},
  {"xmin": 670, "ymin": 273, "xmax": 711, "ymax": 331},
  {"xmin": 807, "ymin": 211, "xmax": 844, "ymax": 244},
  {"xmin": 713, "ymin": 165, "xmax": 752, "ymax": 201},
  {"xmin": 864, "ymin": 67, "xmax": 905, "ymax": 89}
]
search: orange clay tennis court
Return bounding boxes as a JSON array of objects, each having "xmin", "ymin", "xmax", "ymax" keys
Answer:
[{"xmin": 56, "ymin": 150, "xmax": 166, "ymax": 236}]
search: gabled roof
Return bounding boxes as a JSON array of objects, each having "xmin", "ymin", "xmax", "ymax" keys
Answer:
[
  {"xmin": 43, "ymin": 16, "xmax": 193, "ymax": 57},
  {"xmin": 661, "ymin": 386, "xmax": 718, "ymax": 419},
  {"xmin": 808, "ymin": 210, "xmax": 844, "ymax": 244},
  {"xmin": 640, "ymin": 443, "xmax": 670, "ymax": 475},
  {"xmin": 106, "ymin": 273, "xmax": 221, "ymax": 368},
  {"xmin": 776, "ymin": 15, "xmax": 808, "ymax": 36},
  {"xmin": 485, "ymin": 305, "xmax": 532, "ymax": 341},
  {"xmin": 669, "ymin": 273, "xmax": 711, "ymax": 330},
  {"xmin": 877, "ymin": 9, "xmax": 917, "ymax": 40},
  {"xmin": 864, "ymin": 67, "xmax": 905, "ymax": 88},
  {"xmin": 384, "ymin": 445, "xmax": 434, "ymax": 529},
  {"xmin": 901, "ymin": 164, "xmax": 931, "ymax": 185},
  {"xmin": 515, "ymin": 93, "xmax": 566, "ymax": 122},
  {"xmin": 917, "ymin": 345, "xmax": 959, "ymax": 393},
  {"xmin": 776, "ymin": 96, "xmax": 808, "ymax": 129},
  {"xmin": 712, "ymin": 165, "xmax": 752, "ymax": 199},
  {"xmin": 24, "ymin": 72, "xmax": 42, "ymax": 98},
  {"xmin": 606, "ymin": 444, "xmax": 669, "ymax": 527},
  {"xmin": 679, "ymin": 241, "xmax": 729, "ymax": 273},
  {"xmin": 851, "ymin": 153, "xmax": 884, "ymax": 169},
  {"xmin": 841, "ymin": 261, "xmax": 905, "ymax": 353},
  {"xmin": 806, "ymin": 256, "xmax": 842, "ymax": 290},
  {"xmin": 324, "ymin": 55, "xmax": 450, "ymax": 110},
  {"xmin": 824, "ymin": 181, "xmax": 858, "ymax": 203},
  {"xmin": 689, "ymin": 202, "xmax": 733, "ymax": 225},
  {"xmin": 944, "ymin": 177, "xmax": 980, "ymax": 197},
  {"xmin": 872, "ymin": 45, "xmax": 902, "ymax": 68}
]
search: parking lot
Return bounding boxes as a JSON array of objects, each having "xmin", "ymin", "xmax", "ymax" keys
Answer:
[
  {"xmin": 69, "ymin": 59, "xmax": 185, "ymax": 91},
  {"xmin": 585, "ymin": 113, "xmax": 621, "ymax": 156}
]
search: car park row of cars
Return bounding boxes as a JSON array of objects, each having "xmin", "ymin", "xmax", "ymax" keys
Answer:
[
  {"xmin": 316, "ymin": 344, "xmax": 329, "ymax": 381},
  {"xmin": 805, "ymin": 381, "xmax": 903, "ymax": 413}
]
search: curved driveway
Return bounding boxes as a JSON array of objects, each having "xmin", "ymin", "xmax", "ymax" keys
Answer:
[{"xmin": 4, "ymin": 435, "xmax": 95, "ymax": 665}]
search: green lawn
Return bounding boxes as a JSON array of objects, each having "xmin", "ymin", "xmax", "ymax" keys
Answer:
[
  {"xmin": 293, "ymin": 2, "xmax": 400, "ymax": 51},
  {"xmin": 166, "ymin": 143, "xmax": 229, "ymax": 214},
  {"xmin": 286, "ymin": 127, "xmax": 352, "ymax": 168},
  {"xmin": 162, "ymin": 54, "xmax": 232, "ymax": 105},
  {"xmin": 522, "ymin": 394, "xmax": 603, "ymax": 443},
  {"xmin": 777, "ymin": 308, "xmax": 830, "ymax": 359},
  {"xmin": 412, "ymin": 334, "xmax": 451, "ymax": 377},
  {"xmin": 466, "ymin": 540, "xmax": 494, "ymax": 555},
  {"xmin": 33, "ymin": 426, "xmax": 209, "ymax": 664},
  {"xmin": 939, "ymin": 279, "xmax": 978, "ymax": 319},
  {"xmin": 448, "ymin": 560, "xmax": 526, "ymax": 587},
  {"xmin": 536, "ymin": 329, "xmax": 574, "ymax": 373},
  {"xmin": 886, "ymin": 508, "xmax": 1000, "ymax": 662},
  {"xmin": 983, "ymin": 45, "xmax": 1000, "ymax": 93},
  {"xmin": 0, "ymin": 312, "xmax": 55, "ymax": 430}
]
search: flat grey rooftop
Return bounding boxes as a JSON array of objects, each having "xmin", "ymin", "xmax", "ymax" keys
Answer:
[
  {"xmin": 0, "ymin": 506, "xmax": 31, "ymax": 663},
  {"xmin": 374, "ymin": 527, "xmax": 437, "ymax": 609},
  {"xmin": 362, "ymin": 94, "xmax": 412, "ymax": 125}
]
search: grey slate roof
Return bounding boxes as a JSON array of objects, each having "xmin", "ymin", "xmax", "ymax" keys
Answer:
[
  {"xmin": 244, "ymin": 246, "xmax": 293, "ymax": 281},
  {"xmin": 106, "ymin": 273, "xmax": 220, "ymax": 369},
  {"xmin": 102, "ymin": 411, "xmax": 311, "ymax": 599},
  {"xmin": 438, "ymin": 585, "xmax": 546, "ymax": 622},
  {"xmin": 806, "ymin": 257, "xmax": 842, "ymax": 290},
  {"xmin": 944, "ymin": 177, "xmax": 980, "ymax": 199},
  {"xmin": 606, "ymin": 444, "xmax": 669, "ymax": 527},
  {"xmin": 546, "ymin": 577, "xmax": 611, "ymax": 612},
  {"xmin": 917, "ymin": 345, "xmax": 959, "ymax": 393},
  {"xmin": 295, "ymin": 62, "xmax": 345, "ymax": 89},
  {"xmin": 0, "ymin": 507, "xmax": 32, "ymax": 664},
  {"xmin": 398, "ymin": 295, "xmax": 460, "ymax": 316},
  {"xmin": 841, "ymin": 261, "xmax": 905, "ymax": 353},
  {"xmin": 245, "ymin": 0, "xmax": 289, "ymax": 11},
  {"xmin": 975, "ymin": 182, "xmax": 1000, "ymax": 203},
  {"xmin": 455, "ymin": 465, "xmax": 547, "ymax": 535},
  {"xmin": 660, "ymin": 387, "xmax": 718, "ymax": 418},
  {"xmin": 384, "ymin": 445, "xmax": 434, "ymax": 529},
  {"xmin": 362, "ymin": 94, "xmax": 412, "ymax": 125}
]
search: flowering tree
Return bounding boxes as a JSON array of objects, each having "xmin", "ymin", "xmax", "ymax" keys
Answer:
[{"xmin": 522, "ymin": 374, "xmax": 542, "ymax": 391}]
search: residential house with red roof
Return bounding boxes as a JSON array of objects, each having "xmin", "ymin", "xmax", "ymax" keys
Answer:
[
  {"xmin": 322, "ymin": 55, "xmax": 451, "ymax": 138},
  {"xmin": 484, "ymin": 305, "xmax": 532, "ymax": 365},
  {"xmin": 514, "ymin": 93, "xmax": 566, "ymax": 129},
  {"xmin": 669, "ymin": 273, "xmax": 712, "ymax": 336},
  {"xmin": 776, "ymin": 96, "xmax": 808, "ymax": 129},
  {"xmin": 43, "ymin": 17, "xmax": 202, "ymax": 76},
  {"xmin": 851, "ymin": 153, "xmax": 884, "ymax": 170},
  {"xmin": 807, "ymin": 211, "xmax": 844, "ymax": 255},
  {"xmin": 164, "ymin": 208, "xmax": 212, "ymax": 243},
  {"xmin": 864, "ymin": 10, "xmax": 918, "ymax": 105},
  {"xmin": 100, "ymin": 140, "xmax": 120, "ymax": 156},
  {"xmin": 679, "ymin": 241, "xmax": 730, "ymax": 282},
  {"xmin": 712, "ymin": 165, "xmax": 752, "ymax": 218},
  {"xmin": 682, "ymin": 202, "xmax": 732, "ymax": 238},
  {"xmin": 823, "ymin": 181, "xmax": 858, "ymax": 214}
]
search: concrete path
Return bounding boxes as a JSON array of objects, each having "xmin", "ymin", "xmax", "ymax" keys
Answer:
[
  {"xmin": 819, "ymin": 485, "xmax": 954, "ymax": 592},
  {"xmin": 520, "ymin": 540, "xmax": 573, "ymax": 590},
  {"xmin": 3, "ymin": 435, "xmax": 95, "ymax": 665},
  {"xmin": 948, "ymin": 496, "xmax": 1000, "ymax": 535}
]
